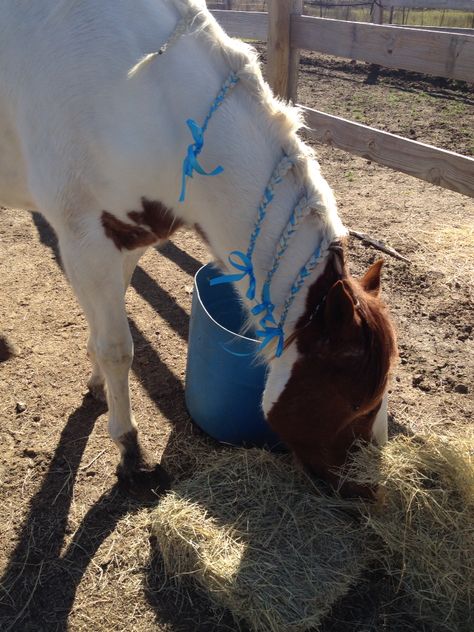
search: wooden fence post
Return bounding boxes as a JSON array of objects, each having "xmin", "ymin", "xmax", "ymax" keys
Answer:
[
  {"xmin": 267, "ymin": 0, "xmax": 303, "ymax": 102},
  {"xmin": 371, "ymin": 1, "xmax": 384, "ymax": 24}
]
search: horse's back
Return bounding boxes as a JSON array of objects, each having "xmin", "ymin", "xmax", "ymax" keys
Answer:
[{"xmin": 0, "ymin": 0, "xmax": 196, "ymax": 216}]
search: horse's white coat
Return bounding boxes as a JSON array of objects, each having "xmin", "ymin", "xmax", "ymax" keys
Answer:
[
  {"xmin": 372, "ymin": 393, "xmax": 388, "ymax": 446},
  {"xmin": 0, "ymin": 0, "xmax": 384, "ymax": 459},
  {"xmin": 262, "ymin": 343, "xmax": 299, "ymax": 418}
]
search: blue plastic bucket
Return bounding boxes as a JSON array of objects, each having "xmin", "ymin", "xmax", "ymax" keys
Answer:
[{"xmin": 185, "ymin": 263, "xmax": 283, "ymax": 449}]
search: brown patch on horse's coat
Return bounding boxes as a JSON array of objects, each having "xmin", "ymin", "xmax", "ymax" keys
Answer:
[
  {"xmin": 102, "ymin": 198, "xmax": 183, "ymax": 251},
  {"xmin": 129, "ymin": 198, "xmax": 183, "ymax": 239},
  {"xmin": 101, "ymin": 212, "xmax": 156, "ymax": 250},
  {"xmin": 268, "ymin": 247, "xmax": 397, "ymax": 497}
]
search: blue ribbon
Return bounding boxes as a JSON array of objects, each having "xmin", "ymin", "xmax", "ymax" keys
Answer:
[
  {"xmin": 209, "ymin": 251, "xmax": 256, "ymax": 300},
  {"xmin": 251, "ymin": 282, "xmax": 277, "ymax": 326},
  {"xmin": 263, "ymin": 187, "xmax": 274, "ymax": 206},
  {"xmin": 179, "ymin": 119, "xmax": 224, "ymax": 202},
  {"xmin": 256, "ymin": 325, "xmax": 285, "ymax": 358}
]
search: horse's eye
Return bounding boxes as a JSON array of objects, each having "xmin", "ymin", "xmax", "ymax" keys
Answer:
[{"xmin": 353, "ymin": 405, "xmax": 360, "ymax": 412}]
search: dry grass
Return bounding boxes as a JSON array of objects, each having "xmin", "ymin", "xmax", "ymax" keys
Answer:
[
  {"xmin": 151, "ymin": 432, "xmax": 473, "ymax": 632},
  {"xmin": 347, "ymin": 433, "xmax": 474, "ymax": 632},
  {"xmin": 152, "ymin": 448, "xmax": 372, "ymax": 632}
]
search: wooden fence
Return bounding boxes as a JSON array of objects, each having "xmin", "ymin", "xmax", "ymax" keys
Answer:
[
  {"xmin": 381, "ymin": 0, "xmax": 473, "ymax": 10},
  {"xmin": 210, "ymin": 0, "xmax": 474, "ymax": 28},
  {"xmin": 370, "ymin": 0, "xmax": 474, "ymax": 27},
  {"xmin": 210, "ymin": 2, "xmax": 474, "ymax": 197}
]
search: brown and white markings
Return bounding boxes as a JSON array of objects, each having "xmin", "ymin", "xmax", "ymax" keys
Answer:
[{"xmin": 266, "ymin": 250, "xmax": 397, "ymax": 497}]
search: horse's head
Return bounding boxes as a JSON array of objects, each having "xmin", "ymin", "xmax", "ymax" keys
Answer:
[{"xmin": 263, "ymin": 249, "xmax": 397, "ymax": 497}]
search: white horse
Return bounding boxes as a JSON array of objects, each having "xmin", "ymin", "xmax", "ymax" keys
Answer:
[{"xmin": 0, "ymin": 0, "xmax": 396, "ymax": 496}]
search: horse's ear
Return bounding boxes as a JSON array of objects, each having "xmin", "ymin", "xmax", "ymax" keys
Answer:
[
  {"xmin": 360, "ymin": 259, "xmax": 383, "ymax": 297},
  {"xmin": 324, "ymin": 280, "xmax": 356, "ymax": 340}
]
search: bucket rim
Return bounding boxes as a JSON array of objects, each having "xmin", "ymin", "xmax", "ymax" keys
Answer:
[{"xmin": 194, "ymin": 263, "xmax": 261, "ymax": 345}]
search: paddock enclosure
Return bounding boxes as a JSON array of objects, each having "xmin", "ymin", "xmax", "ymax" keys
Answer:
[{"xmin": 0, "ymin": 1, "xmax": 473, "ymax": 630}]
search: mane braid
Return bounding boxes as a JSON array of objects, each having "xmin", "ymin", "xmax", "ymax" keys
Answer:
[
  {"xmin": 134, "ymin": 0, "xmax": 343, "ymax": 236},
  {"xmin": 171, "ymin": 0, "xmax": 331, "ymax": 210},
  {"xmin": 166, "ymin": 0, "xmax": 347, "ymax": 356}
]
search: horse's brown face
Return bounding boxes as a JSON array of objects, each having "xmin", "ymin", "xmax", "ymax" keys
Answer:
[{"xmin": 265, "ymin": 257, "xmax": 397, "ymax": 497}]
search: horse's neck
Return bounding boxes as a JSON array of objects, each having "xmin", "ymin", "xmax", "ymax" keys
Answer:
[
  {"xmin": 186, "ymin": 92, "xmax": 344, "ymax": 334},
  {"xmin": 151, "ymin": 0, "xmax": 346, "ymax": 333}
]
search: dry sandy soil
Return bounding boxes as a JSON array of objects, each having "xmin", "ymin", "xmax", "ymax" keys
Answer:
[{"xmin": 0, "ymin": 51, "xmax": 473, "ymax": 631}]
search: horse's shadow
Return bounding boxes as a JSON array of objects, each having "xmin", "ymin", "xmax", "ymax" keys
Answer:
[
  {"xmin": 0, "ymin": 392, "xmax": 204, "ymax": 632},
  {"xmin": 0, "ymin": 395, "xmax": 113, "ymax": 631},
  {"xmin": 0, "ymin": 213, "xmax": 204, "ymax": 631}
]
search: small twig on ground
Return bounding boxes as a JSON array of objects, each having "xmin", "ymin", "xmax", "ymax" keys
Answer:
[
  {"xmin": 349, "ymin": 229, "xmax": 411, "ymax": 264},
  {"xmin": 80, "ymin": 449, "xmax": 106, "ymax": 471}
]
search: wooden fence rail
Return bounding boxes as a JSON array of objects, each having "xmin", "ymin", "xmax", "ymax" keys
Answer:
[
  {"xmin": 212, "ymin": 9, "xmax": 268, "ymax": 38},
  {"xmin": 301, "ymin": 107, "xmax": 474, "ymax": 197},
  {"xmin": 291, "ymin": 16, "xmax": 474, "ymax": 82},
  {"xmin": 210, "ymin": 5, "xmax": 474, "ymax": 198},
  {"xmin": 211, "ymin": 11, "xmax": 474, "ymax": 82},
  {"xmin": 210, "ymin": 0, "xmax": 474, "ymax": 17},
  {"xmin": 382, "ymin": 0, "xmax": 474, "ymax": 9},
  {"xmin": 396, "ymin": 25, "xmax": 474, "ymax": 33}
]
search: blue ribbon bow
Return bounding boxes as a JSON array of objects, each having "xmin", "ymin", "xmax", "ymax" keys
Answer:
[
  {"xmin": 179, "ymin": 119, "xmax": 224, "ymax": 202},
  {"xmin": 256, "ymin": 324, "xmax": 285, "ymax": 358},
  {"xmin": 209, "ymin": 251, "xmax": 256, "ymax": 300},
  {"xmin": 251, "ymin": 282, "xmax": 277, "ymax": 326}
]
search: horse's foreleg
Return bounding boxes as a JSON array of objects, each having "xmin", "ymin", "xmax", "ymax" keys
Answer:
[
  {"xmin": 86, "ymin": 246, "xmax": 148, "ymax": 402},
  {"xmin": 86, "ymin": 335, "xmax": 106, "ymax": 402},
  {"xmin": 59, "ymin": 230, "xmax": 168, "ymax": 496},
  {"xmin": 123, "ymin": 246, "xmax": 147, "ymax": 291}
]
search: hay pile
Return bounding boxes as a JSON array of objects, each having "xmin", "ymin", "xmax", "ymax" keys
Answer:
[
  {"xmin": 152, "ymin": 449, "xmax": 372, "ymax": 632},
  {"xmin": 348, "ymin": 434, "xmax": 474, "ymax": 632},
  {"xmin": 151, "ymin": 432, "xmax": 473, "ymax": 632}
]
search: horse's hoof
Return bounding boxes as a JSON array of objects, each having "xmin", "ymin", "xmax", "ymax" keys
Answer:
[
  {"xmin": 87, "ymin": 379, "xmax": 107, "ymax": 403},
  {"xmin": 0, "ymin": 336, "xmax": 18, "ymax": 362},
  {"xmin": 116, "ymin": 428, "xmax": 172, "ymax": 501},
  {"xmin": 117, "ymin": 462, "xmax": 171, "ymax": 501}
]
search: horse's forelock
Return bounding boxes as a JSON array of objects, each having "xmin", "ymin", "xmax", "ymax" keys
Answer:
[{"xmin": 292, "ymin": 249, "xmax": 396, "ymax": 404}]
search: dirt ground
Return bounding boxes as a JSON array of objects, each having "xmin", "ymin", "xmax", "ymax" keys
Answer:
[{"xmin": 0, "ymin": 51, "xmax": 473, "ymax": 631}]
